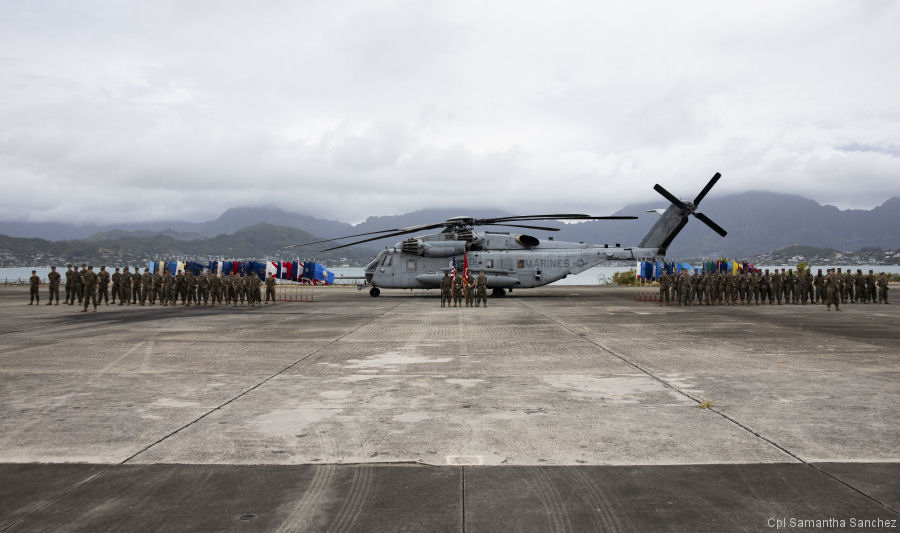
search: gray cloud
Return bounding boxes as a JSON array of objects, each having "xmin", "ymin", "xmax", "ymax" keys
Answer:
[{"xmin": 1, "ymin": 0, "xmax": 899, "ymax": 226}]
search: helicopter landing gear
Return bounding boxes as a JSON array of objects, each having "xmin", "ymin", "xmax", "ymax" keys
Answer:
[
  {"xmin": 491, "ymin": 288, "xmax": 506, "ymax": 297},
  {"xmin": 369, "ymin": 287, "xmax": 381, "ymax": 297}
]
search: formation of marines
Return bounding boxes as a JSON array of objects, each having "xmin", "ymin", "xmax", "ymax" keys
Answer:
[
  {"xmin": 30, "ymin": 264, "xmax": 280, "ymax": 312},
  {"xmin": 440, "ymin": 270, "xmax": 489, "ymax": 308},
  {"xmin": 657, "ymin": 267, "xmax": 890, "ymax": 310}
]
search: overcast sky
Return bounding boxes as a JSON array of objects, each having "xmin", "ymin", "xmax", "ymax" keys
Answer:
[{"xmin": 1, "ymin": 1, "xmax": 899, "ymax": 225}]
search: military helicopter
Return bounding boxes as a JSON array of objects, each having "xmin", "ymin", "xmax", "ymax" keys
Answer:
[{"xmin": 288, "ymin": 173, "xmax": 726, "ymax": 297}]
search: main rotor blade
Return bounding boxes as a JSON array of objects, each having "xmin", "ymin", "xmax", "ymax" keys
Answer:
[
  {"xmin": 653, "ymin": 184, "xmax": 688, "ymax": 211},
  {"xmin": 481, "ymin": 214, "xmax": 590, "ymax": 223},
  {"xmin": 693, "ymin": 172, "xmax": 721, "ymax": 205},
  {"xmin": 482, "ymin": 214, "xmax": 637, "ymax": 223},
  {"xmin": 694, "ymin": 212, "xmax": 727, "ymax": 237},
  {"xmin": 483, "ymin": 223, "xmax": 561, "ymax": 231},
  {"xmin": 318, "ymin": 223, "xmax": 448, "ymax": 252},
  {"xmin": 285, "ymin": 223, "xmax": 444, "ymax": 248}
]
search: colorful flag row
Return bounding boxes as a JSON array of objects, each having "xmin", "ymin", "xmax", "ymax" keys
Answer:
[{"xmin": 145, "ymin": 260, "xmax": 335, "ymax": 285}]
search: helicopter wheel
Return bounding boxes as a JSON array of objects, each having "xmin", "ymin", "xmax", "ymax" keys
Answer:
[
  {"xmin": 369, "ymin": 287, "xmax": 381, "ymax": 297},
  {"xmin": 491, "ymin": 288, "xmax": 506, "ymax": 297}
]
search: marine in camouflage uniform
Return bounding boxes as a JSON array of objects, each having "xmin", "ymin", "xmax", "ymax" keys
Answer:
[
  {"xmin": 813, "ymin": 269, "xmax": 824, "ymax": 304},
  {"xmin": 866, "ymin": 270, "xmax": 876, "ymax": 303},
  {"xmin": 836, "ymin": 268, "xmax": 845, "ymax": 304},
  {"xmin": 81, "ymin": 266, "xmax": 98, "ymax": 312},
  {"xmin": 131, "ymin": 269, "xmax": 142, "ymax": 304},
  {"xmin": 185, "ymin": 271, "xmax": 196, "ymax": 306},
  {"xmin": 47, "ymin": 266, "xmax": 61, "ymax": 305},
  {"xmin": 658, "ymin": 272, "xmax": 671, "ymax": 306},
  {"xmin": 110, "ymin": 268, "xmax": 121, "ymax": 304},
  {"xmin": 64, "ymin": 264, "xmax": 75, "ymax": 304},
  {"xmin": 197, "ymin": 272, "xmax": 210, "ymax": 305},
  {"xmin": 843, "ymin": 270, "xmax": 855, "ymax": 303},
  {"xmin": 251, "ymin": 273, "xmax": 262, "ymax": 306},
  {"xmin": 751, "ymin": 271, "xmax": 761, "ymax": 305},
  {"xmin": 877, "ymin": 273, "xmax": 889, "ymax": 304},
  {"xmin": 73, "ymin": 265, "xmax": 86, "ymax": 304},
  {"xmin": 855, "ymin": 270, "xmax": 866, "ymax": 304},
  {"xmin": 97, "ymin": 266, "xmax": 110, "ymax": 304},
  {"xmin": 139, "ymin": 269, "xmax": 152, "ymax": 305},
  {"xmin": 770, "ymin": 270, "xmax": 782, "ymax": 305},
  {"xmin": 265, "ymin": 274, "xmax": 276, "ymax": 304},
  {"xmin": 28, "ymin": 270, "xmax": 40, "ymax": 304},
  {"xmin": 824, "ymin": 269, "xmax": 841, "ymax": 311},
  {"xmin": 452, "ymin": 275, "xmax": 464, "ymax": 307},
  {"xmin": 724, "ymin": 273, "xmax": 736, "ymax": 305},
  {"xmin": 695, "ymin": 273, "xmax": 707, "ymax": 305},
  {"xmin": 175, "ymin": 270, "xmax": 186, "ymax": 304},
  {"xmin": 475, "ymin": 271, "xmax": 488, "ymax": 307},
  {"xmin": 119, "ymin": 267, "xmax": 131, "ymax": 305},
  {"xmin": 151, "ymin": 269, "xmax": 163, "ymax": 305},
  {"xmin": 464, "ymin": 275, "xmax": 475, "ymax": 307},
  {"xmin": 161, "ymin": 270, "xmax": 174, "ymax": 306},
  {"xmin": 678, "ymin": 271, "xmax": 693, "ymax": 306}
]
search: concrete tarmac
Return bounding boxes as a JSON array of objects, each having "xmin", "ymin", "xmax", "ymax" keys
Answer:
[{"xmin": 1, "ymin": 286, "xmax": 898, "ymax": 531}]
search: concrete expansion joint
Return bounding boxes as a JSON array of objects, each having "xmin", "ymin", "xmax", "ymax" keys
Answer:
[
  {"xmin": 514, "ymin": 299, "xmax": 900, "ymax": 519},
  {"xmin": 118, "ymin": 302, "xmax": 404, "ymax": 466}
]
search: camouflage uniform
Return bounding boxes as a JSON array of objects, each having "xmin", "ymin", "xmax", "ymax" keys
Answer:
[
  {"xmin": 751, "ymin": 272, "xmax": 761, "ymax": 305},
  {"xmin": 824, "ymin": 270, "xmax": 841, "ymax": 311},
  {"xmin": 97, "ymin": 267, "xmax": 110, "ymax": 304},
  {"xmin": 141, "ymin": 270, "xmax": 153, "ymax": 305},
  {"xmin": 74, "ymin": 266, "xmax": 86, "ymax": 304},
  {"xmin": 198, "ymin": 272, "xmax": 210, "ymax": 305},
  {"xmin": 866, "ymin": 271, "xmax": 876, "ymax": 303},
  {"xmin": 185, "ymin": 272, "xmax": 196, "ymax": 306},
  {"xmin": 111, "ymin": 269, "xmax": 121, "ymax": 304},
  {"xmin": 658, "ymin": 272, "xmax": 671, "ymax": 306},
  {"xmin": 464, "ymin": 275, "xmax": 475, "ymax": 307},
  {"xmin": 120, "ymin": 268, "xmax": 131, "ymax": 305},
  {"xmin": 678, "ymin": 271, "xmax": 692, "ymax": 306},
  {"xmin": 64, "ymin": 265, "xmax": 75, "ymax": 304},
  {"xmin": 475, "ymin": 272, "xmax": 488, "ymax": 307},
  {"xmin": 440, "ymin": 273, "xmax": 452, "ymax": 307},
  {"xmin": 131, "ymin": 270, "xmax": 142, "ymax": 304},
  {"xmin": 452, "ymin": 276, "xmax": 464, "ymax": 307},
  {"xmin": 265, "ymin": 275, "xmax": 276, "ymax": 304},
  {"xmin": 877, "ymin": 273, "xmax": 889, "ymax": 304},
  {"xmin": 47, "ymin": 267, "xmax": 61, "ymax": 304},
  {"xmin": 813, "ymin": 270, "xmax": 824, "ymax": 304},
  {"xmin": 81, "ymin": 267, "xmax": 98, "ymax": 312},
  {"xmin": 28, "ymin": 272, "xmax": 40, "ymax": 304},
  {"xmin": 178, "ymin": 270, "xmax": 187, "ymax": 305}
]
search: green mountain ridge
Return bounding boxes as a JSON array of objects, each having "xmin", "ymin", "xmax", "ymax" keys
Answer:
[{"xmin": 0, "ymin": 223, "xmax": 376, "ymax": 267}]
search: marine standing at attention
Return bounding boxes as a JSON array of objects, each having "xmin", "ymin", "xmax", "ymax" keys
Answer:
[
  {"xmin": 464, "ymin": 274, "xmax": 475, "ymax": 307},
  {"xmin": 475, "ymin": 271, "xmax": 488, "ymax": 307},
  {"xmin": 97, "ymin": 266, "xmax": 110, "ymax": 305},
  {"xmin": 111, "ymin": 267, "xmax": 121, "ymax": 304},
  {"xmin": 64, "ymin": 264, "xmax": 75, "ymax": 304},
  {"xmin": 824, "ymin": 269, "xmax": 841, "ymax": 311},
  {"xmin": 47, "ymin": 266, "xmax": 61, "ymax": 305},
  {"xmin": 658, "ymin": 272, "xmax": 671, "ymax": 306},
  {"xmin": 120, "ymin": 267, "xmax": 131, "ymax": 305},
  {"xmin": 81, "ymin": 265, "xmax": 98, "ymax": 313},
  {"xmin": 440, "ymin": 272, "xmax": 452, "ymax": 308},
  {"xmin": 877, "ymin": 273, "xmax": 889, "ymax": 304},
  {"xmin": 265, "ymin": 273, "xmax": 276, "ymax": 304},
  {"xmin": 141, "ymin": 268, "xmax": 153, "ymax": 306},
  {"xmin": 131, "ymin": 268, "xmax": 142, "ymax": 304},
  {"xmin": 28, "ymin": 270, "xmax": 40, "ymax": 305}
]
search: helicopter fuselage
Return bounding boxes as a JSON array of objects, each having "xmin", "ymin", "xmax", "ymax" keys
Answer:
[{"xmin": 365, "ymin": 230, "xmax": 660, "ymax": 290}]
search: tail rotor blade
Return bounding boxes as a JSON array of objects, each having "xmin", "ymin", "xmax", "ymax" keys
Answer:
[
  {"xmin": 694, "ymin": 212, "xmax": 727, "ymax": 237},
  {"xmin": 653, "ymin": 184, "xmax": 688, "ymax": 210},
  {"xmin": 693, "ymin": 172, "xmax": 721, "ymax": 205}
]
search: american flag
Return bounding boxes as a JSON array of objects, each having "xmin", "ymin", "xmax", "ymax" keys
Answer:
[{"xmin": 449, "ymin": 253, "xmax": 457, "ymax": 279}]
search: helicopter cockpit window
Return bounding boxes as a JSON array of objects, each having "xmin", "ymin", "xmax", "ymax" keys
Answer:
[{"xmin": 381, "ymin": 254, "xmax": 392, "ymax": 266}]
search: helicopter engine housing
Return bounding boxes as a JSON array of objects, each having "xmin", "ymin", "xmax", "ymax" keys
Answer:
[{"xmin": 400, "ymin": 239, "xmax": 467, "ymax": 257}]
